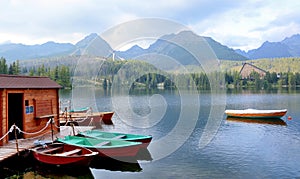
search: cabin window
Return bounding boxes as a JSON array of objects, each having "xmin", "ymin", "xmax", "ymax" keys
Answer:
[
  {"xmin": 26, "ymin": 106, "xmax": 34, "ymax": 114},
  {"xmin": 25, "ymin": 100, "xmax": 29, "ymax": 106}
]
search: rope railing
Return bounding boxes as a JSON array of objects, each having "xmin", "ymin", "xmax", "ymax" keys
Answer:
[
  {"xmin": 16, "ymin": 119, "xmax": 52, "ymax": 135},
  {"xmin": 0, "ymin": 125, "xmax": 15, "ymax": 141},
  {"xmin": 0, "ymin": 118, "xmax": 52, "ymax": 142}
]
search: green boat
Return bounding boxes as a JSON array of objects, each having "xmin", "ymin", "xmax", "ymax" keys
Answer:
[
  {"xmin": 79, "ymin": 130, "xmax": 152, "ymax": 148},
  {"xmin": 57, "ymin": 135, "xmax": 142, "ymax": 157}
]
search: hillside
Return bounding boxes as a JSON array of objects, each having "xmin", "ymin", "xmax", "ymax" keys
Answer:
[{"xmin": 220, "ymin": 57, "xmax": 300, "ymax": 73}]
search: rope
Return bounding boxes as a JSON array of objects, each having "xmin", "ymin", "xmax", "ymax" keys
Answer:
[
  {"xmin": 74, "ymin": 116, "xmax": 89, "ymax": 123},
  {"xmin": 16, "ymin": 118, "xmax": 52, "ymax": 135},
  {"xmin": 0, "ymin": 119, "xmax": 51, "ymax": 141},
  {"xmin": 0, "ymin": 125, "xmax": 15, "ymax": 141},
  {"xmin": 88, "ymin": 117, "xmax": 94, "ymax": 126}
]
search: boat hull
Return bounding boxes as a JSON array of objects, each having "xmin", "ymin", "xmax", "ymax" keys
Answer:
[
  {"xmin": 60, "ymin": 112, "xmax": 114, "ymax": 127},
  {"xmin": 79, "ymin": 130, "xmax": 152, "ymax": 148},
  {"xmin": 72, "ymin": 112, "xmax": 114, "ymax": 125},
  {"xmin": 91, "ymin": 144, "xmax": 141, "ymax": 157},
  {"xmin": 57, "ymin": 136, "xmax": 142, "ymax": 158},
  {"xmin": 225, "ymin": 109, "xmax": 287, "ymax": 119},
  {"xmin": 31, "ymin": 143, "xmax": 98, "ymax": 166}
]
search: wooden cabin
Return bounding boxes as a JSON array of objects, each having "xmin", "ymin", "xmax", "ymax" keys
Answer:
[
  {"xmin": 0, "ymin": 75, "xmax": 61, "ymax": 146},
  {"xmin": 239, "ymin": 63, "xmax": 267, "ymax": 79}
]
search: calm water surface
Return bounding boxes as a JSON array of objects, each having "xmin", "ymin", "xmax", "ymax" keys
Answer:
[{"xmin": 59, "ymin": 88, "xmax": 300, "ymax": 178}]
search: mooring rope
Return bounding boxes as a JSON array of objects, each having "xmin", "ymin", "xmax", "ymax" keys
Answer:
[
  {"xmin": 0, "ymin": 119, "xmax": 50, "ymax": 141},
  {"xmin": 87, "ymin": 117, "xmax": 94, "ymax": 126},
  {"xmin": 74, "ymin": 116, "xmax": 89, "ymax": 123}
]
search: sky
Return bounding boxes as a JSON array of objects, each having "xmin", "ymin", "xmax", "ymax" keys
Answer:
[{"xmin": 0, "ymin": 0, "xmax": 300, "ymax": 51}]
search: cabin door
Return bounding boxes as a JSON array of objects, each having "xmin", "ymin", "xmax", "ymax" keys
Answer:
[{"xmin": 8, "ymin": 93, "xmax": 24, "ymax": 140}]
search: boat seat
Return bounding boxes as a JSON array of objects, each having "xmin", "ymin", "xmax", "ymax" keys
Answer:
[
  {"xmin": 55, "ymin": 149, "xmax": 82, "ymax": 156},
  {"xmin": 96, "ymin": 141, "xmax": 111, "ymax": 146},
  {"xmin": 112, "ymin": 135, "xmax": 126, "ymax": 139},
  {"xmin": 41, "ymin": 146, "xmax": 63, "ymax": 153}
]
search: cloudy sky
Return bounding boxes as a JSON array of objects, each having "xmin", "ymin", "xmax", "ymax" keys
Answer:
[{"xmin": 0, "ymin": 0, "xmax": 300, "ymax": 51}]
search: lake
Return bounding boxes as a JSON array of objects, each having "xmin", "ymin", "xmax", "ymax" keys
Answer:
[
  {"xmin": 58, "ymin": 88, "xmax": 300, "ymax": 178},
  {"xmin": 4, "ymin": 88, "xmax": 300, "ymax": 178}
]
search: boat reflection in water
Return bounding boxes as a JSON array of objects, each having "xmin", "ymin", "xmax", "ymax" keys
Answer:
[
  {"xmin": 90, "ymin": 147, "xmax": 152, "ymax": 172},
  {"xmin": 226, "ymin": 117, "xmax": 287, "ymax": 126},
  {"xmin": 90, "ymin": 157, "xmax": 142, "ymax": 172}
]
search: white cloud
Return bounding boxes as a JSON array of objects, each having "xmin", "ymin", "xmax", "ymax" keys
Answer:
[
  {"xmin": 190, "ymin": 0, "xmax": 300, "ymax": 50},
  {"xmin": 0, "ymin": 0, "xmax": 299, "ymax": 50}
]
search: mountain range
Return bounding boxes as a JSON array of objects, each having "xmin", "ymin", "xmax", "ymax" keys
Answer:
[
  {"xmin": 235, "ymin": 34, "xmax": 300, "ymax": 59},
  {"xmin": 0, "ymin": 31, "xmax": 299, "ymax": 63}
]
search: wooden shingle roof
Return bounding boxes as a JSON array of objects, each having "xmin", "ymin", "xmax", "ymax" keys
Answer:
[{"xmin": 0, "ymin": 74, "xmax": 62, "ymax": 89}]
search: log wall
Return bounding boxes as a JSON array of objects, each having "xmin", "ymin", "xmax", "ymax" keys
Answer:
[{"xmin": 0, "ymin": 88, "xmax": 60, "ymax": 145}]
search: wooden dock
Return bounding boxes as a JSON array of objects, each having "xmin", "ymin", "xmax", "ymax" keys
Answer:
[{"xmin": 0, "ymin": 126, "xmax": 95, "ymax": 162}]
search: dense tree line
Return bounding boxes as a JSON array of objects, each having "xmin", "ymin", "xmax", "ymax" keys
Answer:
[
  {"xmin": 0, "ymin": 57, "xmax": 20, "ymax": 75},
  {"xmin": 0, "ymin": 57, "xmax": 71, "ymax": 88},
  {"xmin": 27, "ymin": 64, "xmax": 71, "ymax": 88},
  {"xmin": 82, "ymin": 59, "xmax": 300, "ymax": 90},
  {"xmin": 1, "ymin": 56, "xmax": 300, "ymax": 91}
]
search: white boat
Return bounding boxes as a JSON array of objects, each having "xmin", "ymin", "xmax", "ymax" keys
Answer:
[{"xmin": 225, "ymin": 109, "xmax": 287, "ymax": 119}]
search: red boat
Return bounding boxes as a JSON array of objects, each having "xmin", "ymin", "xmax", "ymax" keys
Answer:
[
  {"xmin": 31, "ymin": 143, "xmax": 98, "ymax": 166},
  {"xmin": 61, "ymin": 111, "xmax": 114, "ymax": 127},
  {"xmin": 84, "ymin": 111, "xmax": 114, "ymax": 125}
]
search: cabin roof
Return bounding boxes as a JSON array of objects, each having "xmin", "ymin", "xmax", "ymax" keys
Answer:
[{"xmin": 0, "ymin": 74, "xmax": 62, "ymax": 89}]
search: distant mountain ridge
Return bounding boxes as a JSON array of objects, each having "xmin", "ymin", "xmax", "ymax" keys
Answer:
[
  {"xmin": 235, "ymin": 34, "xmax": 300, "ymax": 59},
  {"xmin": 1, "ymin": 31, "xmax": 300, "ymax": 62},
  {"xmin": 117, "ymin": 31, "xmax": 249, "ymax": 63},
  {"xmin": 0, "ymin": 41, "xmax": 75, "ymax": 60}
]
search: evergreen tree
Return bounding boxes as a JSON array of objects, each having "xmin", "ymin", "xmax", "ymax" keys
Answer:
[{"xmin": 0, "ymin": 57, "xmax": 8, "ymax": 74}]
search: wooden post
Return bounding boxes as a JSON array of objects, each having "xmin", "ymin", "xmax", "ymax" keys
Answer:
[
  {"xmin": 50, "ymin": 117, "xmax": 54, "ymax": 143},
  {"xmin": 14, "ymin": 124, "xmax": 19, "ymax": 156},
  {"xmin": 71, "ymin": 123, "xmax": 75, "ymax": 136}
]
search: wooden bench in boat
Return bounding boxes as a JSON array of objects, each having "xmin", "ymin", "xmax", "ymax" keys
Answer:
[
  {"xmin": 112, "ymin": 135, "xmax": 126, "ymax": 139},
  {"xmin": 96, "ymin": 141, "xmax": 111, "ymax": 146},
  {"xmin": 41, "ymin": 146, "xmax": 63, "ymax": 154},
  {"xmin": 54, "ymin": 149, "xmax": 82, "ymax": 156}
]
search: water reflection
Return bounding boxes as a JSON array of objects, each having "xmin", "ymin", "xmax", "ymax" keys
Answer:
[
  {"xmin": 226, "ymin": 117, "xmax": 287, "ymax": 126},
  {"xmin": 34, "ymin": 164, "xmax": 94, "ymax": 178},
  {"xmin": 90, "ymin": 157, "xmax": 142, "ymax": 172},
  {"xmin": 2, "ymin": 147, "xmax": 152, "ymax": 178},
  {"xmin": 90, "ymin": 147, "xmax": 152, "ymax": 170},
  {"xmin": 135, "ymin": 148, "xmax": 153, "ymax": 161}
]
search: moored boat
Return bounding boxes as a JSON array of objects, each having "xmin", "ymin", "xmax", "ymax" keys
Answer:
[
  {"xmin": 31, "ymin": 143, "xmax": 98, "ymax": 167},
  {"xmin": 225, "ymin": 109, "xmax": 287, "ymax": 119},
  {"xmin": 60, "ymin": 111, "xmax": 115, "ymax": 127},
  {"xmin": 70, "ymin": 111, "xmax": 114, "ymax": 125},
  {"xmin": 79, "ymin": 130, "xmax": 152, "ymax": 148},
  {"xmin": 57, "ymin": 135, "xmax": 142, "ymax": 158},
  {"xmin": 68, "ymin": 107, "xmax": 90, "ymax": 113}
]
